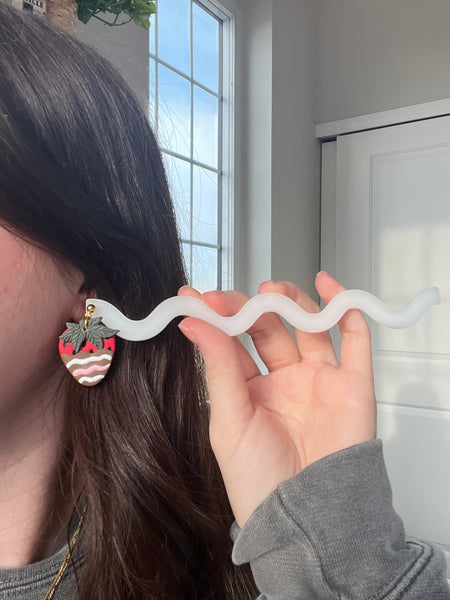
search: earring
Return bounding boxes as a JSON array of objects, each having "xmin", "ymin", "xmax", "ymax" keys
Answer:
[{"xmin": 58, "ymin": 304, "xmax": 119, "ymax": 387}]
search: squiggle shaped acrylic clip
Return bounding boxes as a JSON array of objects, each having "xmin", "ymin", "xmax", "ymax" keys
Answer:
[{"xmin": 86, "ymin": 287, "xmax": 440, "ymax": 341}]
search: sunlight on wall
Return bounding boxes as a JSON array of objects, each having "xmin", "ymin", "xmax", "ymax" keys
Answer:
[{"xmin": 372, "ymin": 149, "xmax": 450, "ymax": 357}]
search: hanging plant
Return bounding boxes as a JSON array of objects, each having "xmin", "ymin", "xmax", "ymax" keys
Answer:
[
  {"xmin": 76, "ymin": 0, "xmax": 156, "ymax": 30},
  {"xmin": 38, "ymin": 0, "xmax": 155, "ymax": 33}
]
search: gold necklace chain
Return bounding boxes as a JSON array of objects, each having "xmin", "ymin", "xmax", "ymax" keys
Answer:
[{"xmin": 43, "ymin": 509, "xmax": 85, "ymax": 600}]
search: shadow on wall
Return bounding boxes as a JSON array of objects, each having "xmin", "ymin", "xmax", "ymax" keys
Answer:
[{"xmin": 377, "ymin": 381, "xmax": 450, "ymax": 556}]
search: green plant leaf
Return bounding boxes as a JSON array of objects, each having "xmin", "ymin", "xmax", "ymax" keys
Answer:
[
  {"xmin": 133, "ymin": 15, "xmax": 150, "ymax": 30},
  {"xmin": 76, "ymin": 0, "xmax": 156, "ymax": 28},
  {"xmin": 77, "ymin": 5, "xmax": 93, "ymax": 23}
]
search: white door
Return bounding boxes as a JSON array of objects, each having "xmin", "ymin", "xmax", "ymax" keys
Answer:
[{"xmin": 321, "ymin": 116, "xmax": 450, "ymax": 569}]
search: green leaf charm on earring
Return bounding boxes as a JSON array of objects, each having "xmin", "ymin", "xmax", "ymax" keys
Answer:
[{"xmin": 58, "ymin": 305, "xmax": 119, "ymax": 387}]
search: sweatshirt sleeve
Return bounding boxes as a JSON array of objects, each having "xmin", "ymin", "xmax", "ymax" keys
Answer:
[{"xmin": 230, "ymin": 439, "xmax": 450, "ymax": 600}]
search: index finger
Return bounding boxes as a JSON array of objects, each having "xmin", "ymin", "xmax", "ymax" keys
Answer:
[{"xmin": 315, "ymin": 271, "xmax": 373, "ymax": 378}]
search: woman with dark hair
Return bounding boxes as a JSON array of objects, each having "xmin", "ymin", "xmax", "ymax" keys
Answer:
[
  {"xmin": 0, "ymin": 3, "xmax": 257, "ymax": 597},
  {"xmin": 0, "ymin": 3, "xmax": 449, "ymax": 600}
]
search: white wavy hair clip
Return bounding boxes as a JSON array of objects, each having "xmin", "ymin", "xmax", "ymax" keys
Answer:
[{"xmin": 86, "ymin": 287, "xmax": 440, "ymax": 341}]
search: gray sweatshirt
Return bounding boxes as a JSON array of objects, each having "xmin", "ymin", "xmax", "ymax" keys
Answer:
[
  {"xmin": 231, "ymin": 439, "xmax": 450, "ymax": 599},
  {"xmin": 0, "ymin": 440, "xmax": 448, "ymax": 599}
]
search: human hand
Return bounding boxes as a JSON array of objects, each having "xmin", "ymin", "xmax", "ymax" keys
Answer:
[{"xmin": 177, "ymin": 272, "xmax": 376, "ymax": 528}]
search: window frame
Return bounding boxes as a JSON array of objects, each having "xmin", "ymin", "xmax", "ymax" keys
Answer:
[{"xmin": 150, "ymin": 0, "xmax": 236, "ymax": 291}]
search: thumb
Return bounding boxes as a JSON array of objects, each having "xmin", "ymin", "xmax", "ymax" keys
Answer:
[{"xmin": 178, "ymin": 317, "xmax": 254, "ymax": 436}]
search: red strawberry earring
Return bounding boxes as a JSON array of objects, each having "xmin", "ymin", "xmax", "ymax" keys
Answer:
[{"xmin": 58, "ymin": 304, "xmax": 119, "ymax": 387}]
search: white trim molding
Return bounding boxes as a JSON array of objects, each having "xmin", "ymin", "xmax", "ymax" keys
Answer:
[{"xmin": 315, "ymin": 98, "xmax": 450, "ymax": 140}]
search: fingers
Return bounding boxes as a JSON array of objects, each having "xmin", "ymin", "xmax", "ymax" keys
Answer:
[
  {"xmin": 177, "ymin": 286, "xmax": 260, "ymax": 381},
  {"xmin": 177, "ymin": 287, "xmax": 258, "ymax": 432},
  {"xmin": 178, "ymin": 283, "xmax": 338, "ymax": 371},
  {"xmin": 260, "ymin": 281, "xmax": 338, "ymax": 366},
  {"xmin": 242, "ymin": 282, "xmax": 301, "ymax": 371},
  {"xmin": 315, "ymin": 271, "xmax": 373, "ymax": 378},
  {"xmin": 179, "ymin": 285, "xmax": 301, "ymax": 373},
  {"xmin": 178, "ymin": 315, "xmax": 257, "ymax": 435}
]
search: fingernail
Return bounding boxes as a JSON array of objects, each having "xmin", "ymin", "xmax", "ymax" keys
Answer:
[
  {"xmin": 259, "ymin": 280, "xmax": 275, "ymax": 289},
  {"xmin": 178, "ymin": 321, "xmax": 198, "ymax": 345}
]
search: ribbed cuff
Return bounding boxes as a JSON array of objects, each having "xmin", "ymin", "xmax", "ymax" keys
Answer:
[{"xmin": 230, "ymin": 440, "xmax": 423, "ymax": 599}]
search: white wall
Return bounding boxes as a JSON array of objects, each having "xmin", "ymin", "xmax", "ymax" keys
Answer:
[
  {"xmin": 236, "ymin": 0, "xmax": 273, "ymax": 294},
  {"xmin": 238, "ymin": 0, "xmax": 319, "ymax": 297},
  {"xmin": 77, "ymin": 14, "xmax": 149, "ymax": 112},
  {"xmin": 225, "ymin": 0, "xmax": 450, "ymax": 298},
  {"xmin": 316, "ymin": 0, "xmax": 450, "ymax": 123},
  {"xmin": 272, "ymin": 0, "xmax": 319, "ymax": 290}
]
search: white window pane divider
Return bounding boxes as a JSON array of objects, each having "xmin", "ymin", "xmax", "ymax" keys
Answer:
[{"xmin": 150, "ymin": 0, "xmax": 235, "ymax": 291}]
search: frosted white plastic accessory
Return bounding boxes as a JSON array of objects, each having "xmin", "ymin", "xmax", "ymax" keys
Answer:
[{"xmin": 86, "ymin": 287, "xmax": 440, "ymax": 341}]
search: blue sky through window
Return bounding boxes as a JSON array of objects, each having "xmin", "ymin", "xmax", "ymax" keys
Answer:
[
  {"xmin": 193, "ymin": 165, "xmax": 218, "ymax": 244},
  {"xmin": 193, "ymin": 3, "xmax": 219, "ymax": 92},
  {"xmin": 158, "ymin": 0, "xmax": 190, "ymax": 74},
  {"xmin": 158, "ymin": 64, "xmax": 191, "ymax": 156},
  {"xmin": 193, "ymin": 85, "xmax": 218, "ymax": 167},
  {"xmin": 150, "ymin": 0, "xmax": 222, "ymax": 291}
]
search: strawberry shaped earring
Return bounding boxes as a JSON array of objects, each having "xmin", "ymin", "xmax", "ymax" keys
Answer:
[{"xmin": 59, "ymin": 304, "xmax": 119, "ymax": 387}]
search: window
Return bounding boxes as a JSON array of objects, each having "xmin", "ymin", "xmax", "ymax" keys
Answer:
[{"xmin": 149, "ymin": 0, "xmax": 233, "ymax": 291}]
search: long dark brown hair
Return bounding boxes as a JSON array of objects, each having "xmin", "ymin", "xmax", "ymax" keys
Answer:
[{"xmin": 0, "ymin": 4, "xmax": 257, "ymax": 598}]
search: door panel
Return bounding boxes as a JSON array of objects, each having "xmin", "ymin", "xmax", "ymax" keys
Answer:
[
  {"xmin": 378, "ymin": 404, "xmax": 450, "ymax": 544},
  {"xmin": 322, "ymin": 116, "xmax": 450, "ymax": 565}
]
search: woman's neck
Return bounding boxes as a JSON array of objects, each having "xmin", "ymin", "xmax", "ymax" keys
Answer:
[{"xmin": 0, "ymin": 385, "xmax": 72, "ymax": 569}]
